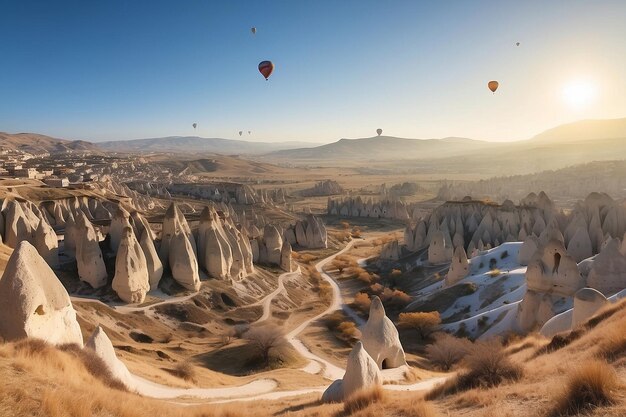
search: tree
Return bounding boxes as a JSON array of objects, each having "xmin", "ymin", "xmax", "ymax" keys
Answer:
[
  {"xmin": 398, "ymin": 311, "xmax": 441, "ymax": 339},
  {"xmin": 243, "ymin": 325, "xmax": 287, "ymax": 367}
]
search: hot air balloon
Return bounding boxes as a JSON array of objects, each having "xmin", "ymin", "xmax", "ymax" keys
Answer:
[
  {"xmin": 258, "ymin": 61, "xmax": 274, "ymax": 80},
  {"xmin": 515, "ymin": 42, "xmax": 520, "ymax": 46},
  {"xmin": 248, "ymin": 130, "xmax": 251, "ymax": 135},
  {"xmin": 192, "ymin": 123, "xmax": 197, "ymax": 129},
  {"xmin": 488, "ymin": 81, "xmax": 499, "ymax": 93},
  {"xmin": 239, "ymin": 131, "xmax": 243, "ymax": 136},
  {"xmin": 376, "ymin": 128, "xmax": 383, "ymax": 136},
  {"xmin": 251, "ymin": 27, "xmax": 256, "ymax": 35}
]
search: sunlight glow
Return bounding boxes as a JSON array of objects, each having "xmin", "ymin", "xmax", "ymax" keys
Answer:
[{"xmin": 562, "ymin": 79, "xmax": 598, "ymax": 110}]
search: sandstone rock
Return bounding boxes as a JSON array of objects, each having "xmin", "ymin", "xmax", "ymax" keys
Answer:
[
  {"xmin": 139, "ymin": 229, "xmax": 163, "ymax": 290},
  {"xmin": 109, "ymin": 206, "xmax": 131, "ymax": 254},
  {"xmin": 446, "ymin": 246, "xmax": 469, "ymax": 286},
  {"xmin": 321, "ymin": 341, "xmax": 381, "ymax": 403},
  {"xmin": 4, "ymin": 200, "xmax": 34, "ymax": 248},
  {"xmin": 567, "ymin": 227, "xmax": 593, "ymax": 262},
  {"xmin": 517, "ymin": 235, "xmax": 539, "ymax": 265},
  {"xmin": 112, "ymin": 227, "xmax": 149, "ymax": 303},
  {"xmin": 587, "ymin": 238, "xmax": 626, "ymax": 295},
  {"xmin": 428, "ymin": 230, "xmax": 452, "ymax": 264},
  {"xmin": 0, "ymin": 241, "xmax": 83, "ymax": 345},
  {"xmin": 360, "ymin": 296, "xmax": 406, "ymax": 369},
  {"xmin": 263, "ymin": 225, "xmax": 283, "ymax": 265},
  {"xmin": 34, "ymin": 216, "xmax": 59, "ymax": 269},
  {"xmin": 76, "ymin": 213, "xmax": 108, "ymax": 289},
  {"xmin": 572, "ymin": 287, "xmax": 608, "ymax": 327},
  {"xmin": 86, "ymin": 326, "xmax": 134, "ymax": 389},
  {"xmin": 280, "ymin": 240, "xmax": 293, "ymax": 272},
  {"xmin": 169, "ymin": 231, "xmax": 200, "ymax": 291},
  {"xmin": 63, "ymin": 211, "xmax": 78, "ymax": 258}
]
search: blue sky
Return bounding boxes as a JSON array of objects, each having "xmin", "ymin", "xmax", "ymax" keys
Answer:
[{"xmin": 1, "ymin": 0, "xmax": 625, "ymax": 143}]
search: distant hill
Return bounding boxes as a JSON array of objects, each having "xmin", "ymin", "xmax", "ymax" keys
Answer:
[
  {"xmin": 0, "ymin": 132, "xmax": 99, "ymax": 154},
  {"xmin": 98, "ymin": 136, "xmax": 319, "ymax": 155},
  {"xmin": 267, "ymin": 136, "xmax": 493, "ymax": 161},
  {"xmin": 530, "ymin": 117, "xmax": 626, "ymax": 143}
]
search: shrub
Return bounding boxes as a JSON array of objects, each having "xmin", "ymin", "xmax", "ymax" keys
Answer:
[
  {"xmin": 340, "ymin": 220, "xmax": 350, "ymax": 230},
  {"xmin": 549, "ymin": 360, "xmax": 619, "ymax": 416},
  {"xmin": 500, "ymin": 250, "xmax": 509, "ymax": 259},
  {"xmin": 427, "ymin": 340, "xmax": 522, "ymax": 399},
  {"xmin": 597, "ymin": 326, "xmax": 626, "ymax": 361},
  {"xmin": 425, "ymin": 333, "xmax": 473, "ymax": 371},
  {"xmin": 487, "ymin": 268, "xmax": 501, "ymax": 277},
  {"xmin": 388, "ymin": 289, "xmax": 411, "ymax": 307},
  {"xmin": 354, "ymin": 292, "xmax": 371, "ymax": 312},
  {"xmin": 351, "ymin": 227, "xmax": 362, "ymax": 238},
  {"xmin": 390, "ymin": 268, "xmax": 402, "ymax": 277},
  {"xmin": 343, "ymin": 385, "xmax": 384, "ymax": 415},
  {"xmin": 172, "ymin": 360, "xmax": 197, "ymax": 382},
  {"xmin": 243, "ymin": 325, "xmax": 287, "ymax": 367},
  {"xmin": 398, "ymin": 311, "xmax": 441, "ymax": 339},
  {"xmin": 337, "ymin": 321, "xmax": 360, "ymax": 345}
]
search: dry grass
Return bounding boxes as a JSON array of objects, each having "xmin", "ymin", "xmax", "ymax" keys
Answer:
[
  {"xmin": 425, "ymin": 333, "xmax": 472, "ymax": 371},
  {"xmin": 427, "ymin": 340, "xmax": 522, "ymax": 399},
  {"xmin": 353, "ymin": 292, "xmax": 371, "ymax": 312},
  {"xmin": 596, "ymin": 325, "xmax": 626, "ymax": 361},
  {"xmin": 343, "ymin": 385, "xmax": 385, "ymax": 415},
  {"xmin": 171, "ymin": 360, "xmax": 197, "ymax": 382},
  {"xmin": 398, "ymin": 312, "xmax": 441, "ymax": 340},
  {"xmin": 548, "ymin": 360, "xmax": 620, "ymax": 416}
]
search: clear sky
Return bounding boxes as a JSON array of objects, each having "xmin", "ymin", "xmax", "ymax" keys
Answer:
[{"xmin": 1, "ymin": 0, "xmax": 625, "ymax": 143}]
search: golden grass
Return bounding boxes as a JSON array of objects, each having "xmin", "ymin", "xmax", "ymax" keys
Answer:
[
  {"xmin": 548, "ymin": 360, "xmax": 620, "ymax": 416},
  {"xmin": 343, "ymin": 385, "xmax": 385, "ymax": 415}
]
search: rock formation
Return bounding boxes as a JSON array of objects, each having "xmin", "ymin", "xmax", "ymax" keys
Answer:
[
  {"xmin": 517, "ymin": 235, "xmax": 539, "ymax": 265},
  {"xmin": 360, "ymin": 296, "xmax": 406, "ymax": 369},
  {"xmin": 446, "ymin": 246, "xmax": 469, "ymax": 286},
  {"xmin": 112, "ymin": 227, "xmax": 150, "ymax": 303},
  {"xmin": 75, "ymin": 213, "xmax": 108, "ymax": 289},
  {"xmin": 169, "ymin": 230, "xmax": 201, "ymax": 291},
  {"xmin": 379, "ymin": 240, "xmax": 401, "ymax": 261},
  {"xmin": 139, "ymin": 229, "xmax": 163, "ymax": 290},
  {"xmin": 86, "ymin": 326, "xmax": 135, "ymax": 389},
  {"xmin": 109, "ymin": 206, "xmax": 131, "ymax": 254},
  {"xmin": 34, "ymin": 216, "xmax": 59, "ymax": 268},
  {"xmin": 4, "ymin": 200, "xmax": 34, "ymax": 248},
  {"xmin": 321, "ymin": 341, "xmax": 381, "ymax": 403},
  {"xmin": 280, "ymin": 240, "xmax": 293, "ymax": 272},
  {"xmin": 567, "ymin": 227, "xmax": 593, "ymax": 262},
  {"xmin": 572, "ymin": 287, "xmax": 609, "ymax": 327},
  {"xmin": 428, "ymin": 230, "xmax": 453, "ymax": 264},
  {"xmin": 0, "ymin": 241, "xmax": 83, "ymax": 345},
  {"xmin": 586, "ymin": 238, "xmax": 626, "ymax": 295}
]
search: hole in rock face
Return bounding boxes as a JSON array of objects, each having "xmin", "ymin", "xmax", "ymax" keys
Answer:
[
  {"xmin": 553, "ymin": 253, "xmax": 561, "ymax": 274},
  {"xmin": 381, "ymin": 359, "xmax": 389, "ymax": 369},
  {"xmin": 220, "ymin": 293, "xmax": 236, "ymax": 307},
  {"xmin": 35, "ymin": 305, "xmax": 45, "ymax": 315}
]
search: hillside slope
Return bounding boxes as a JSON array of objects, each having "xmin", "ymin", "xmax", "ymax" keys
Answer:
[{"xmin": 0, "ymin": 132, "xmax": 99, "ymax": 154}]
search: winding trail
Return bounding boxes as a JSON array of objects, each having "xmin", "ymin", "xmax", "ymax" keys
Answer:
[{"xmin": 72, "ymin": 239, "xmax": 448, "ymax": 402}]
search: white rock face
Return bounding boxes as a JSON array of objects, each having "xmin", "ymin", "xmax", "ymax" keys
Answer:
[
  {"xmin": 109, "ymin": 206, "xmax": 131, "ymax": 254},
  {"xmin": 4, "ymin": 200, "xmax": 35, "ymax": 248},
  {"xmin": 0, "ymin": 241, "xmax": 83, "ymax": 346},
  {"xmin": 360, "ymin": 296, "xmax": 406, "ymax": 369},
  {"xmin": 517, "ymin": 235, "xmax": 539, "ymax": 266},
  {"xmin": 86, "ymin": 326, "xmax": 135, "ymax": 389},
  {"xmin": 587, "ymin": 238, "xmax": 626, "ymax": 295},
  {"xmin": 34, "ymin": 216, "xmax": 59, "ymax": 268},
  {"xmin": 572, "ymin": 287, "xmax": 608, "ymax": 327},
  {"xmin": 169, "ymin": 231, "xmax": 201, "ymax": 291},
  {"xmin": 160, "ymin": 203, "xmax": 197, "ymax": 268},
  {"xmin": 428, "ymin": 230, "xmax": 453, "ymax": 264},
  {"xmin": 139, "ymin": 229, "xmax": 163, "ymax": 290},
  {"xmin": 567, "ymin": 227, "xmax": 593, "ymax": 262},
  {"xmin": 446, "ymin": 246, "xmax": 469, "ymax": 286},
  {"xmin": 75, "ymin": 213, "xmax": 108, "ymax": 289},
  {"xmin": 280, "ymin": 240, "xmax": 293, "ymax": 272},
  {"xmin": 262, "ymin": 225, "xmax": 283, "ymax": 265},
  {"xmin": 380, "ymin": 240, "xmax": 401, "ymax": 261},
  {"xmin": 321, "ymin": 341, "xmax": 381, "ymax": 403},
  {"xmin": 112, "ymin": 227, "xmax": 150, "ymax": 303},
  {"xmin": 63, "ymin": 211, "xmax": 78, "ymax": 258}
]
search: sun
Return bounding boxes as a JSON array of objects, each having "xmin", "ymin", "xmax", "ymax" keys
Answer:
[{"xmin": 562, "ymin": 79, "xmax": 598, "ymax": 109}]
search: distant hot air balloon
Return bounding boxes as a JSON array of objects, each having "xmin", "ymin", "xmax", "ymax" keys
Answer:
[
  {"xmin": 488, "ymin": 81, "xmax": 499, "ymax": 93},
  {"xmin": 251, "ymin": 27, "xmax": 256, "ymax": 35},
  {"xmin": 239, "ymin": 131, "xmax": 243, "ymax": 136},
  {"xmin": 258, "ymin": 61, "xmax": 274, "ymax": 80},
  {"xmin": 248, "ymin": 130, "xmax": 251, "ymax": 135},
  {"xmin": 515, "ymin": 42, "xmax": 520, "ymax": 46},
  {"xmin": 192, "ymin": 123, "xmax": 197, "ymax": 129},
  {"xmin": 376, "ymin": 128, "xmax": 383, "ymax": 136}
]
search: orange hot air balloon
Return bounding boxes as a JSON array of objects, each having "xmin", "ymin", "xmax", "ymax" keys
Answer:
[
  {"xmin": 376, "ymin": 128, "xmax": 383, "ymax": 136},
  {"xmin": 258, "ymin": 61, "xmax": 274, "ymax": 80},
  {"xmin": 488, "ymin": 81, "xmax": 499, "ymax": 93}
]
